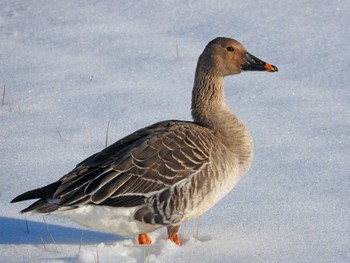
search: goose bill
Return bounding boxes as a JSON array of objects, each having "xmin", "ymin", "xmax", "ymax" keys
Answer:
[{"xmin": 241, "ymin": 52, "xmax": 278, "ymax": 72}]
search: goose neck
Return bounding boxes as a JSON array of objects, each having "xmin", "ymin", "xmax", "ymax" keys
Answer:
[{"xmin": 191, "ymin": 72, "xmax": 231, "ymax": 127}]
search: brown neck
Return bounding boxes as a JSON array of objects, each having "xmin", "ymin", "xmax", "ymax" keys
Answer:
[{"xmin": 191, "ymin": 68, "xmax": 254, "ymax": 165}]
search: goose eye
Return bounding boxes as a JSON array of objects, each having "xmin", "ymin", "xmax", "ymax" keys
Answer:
[{"xmin": 226, "ymin": 47, "xmax": 234, "ymax": 52}]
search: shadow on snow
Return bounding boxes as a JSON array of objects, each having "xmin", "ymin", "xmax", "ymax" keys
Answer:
[{"xmin": 0, "ymin": 216, "xmax": 124, "ymax": 245}]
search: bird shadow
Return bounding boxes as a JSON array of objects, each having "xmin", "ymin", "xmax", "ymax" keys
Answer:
[{"xmin": 0, "ymin": 216, "xmax": 123, "ymax": 245}]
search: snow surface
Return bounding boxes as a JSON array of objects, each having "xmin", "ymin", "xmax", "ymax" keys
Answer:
[{"xmin": 1, "ymin": 1, "xmax": 349, "ymax": 262}]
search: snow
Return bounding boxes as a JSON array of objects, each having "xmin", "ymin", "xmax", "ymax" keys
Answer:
[{"xmin": 0, "ymin": 0, "xmax": 349, "ymax": 262}]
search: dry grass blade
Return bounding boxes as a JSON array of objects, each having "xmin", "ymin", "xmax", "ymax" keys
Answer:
[
  {"xmin": 40, "ymin": 236, "xmax": 47, "ymax": 251},
  {"xmin": 176, "ymin": 44, "xmax": 179, "ymax": 59},
  {"xmin": 42, "ymin": 216, "xmax": 58, "ymax": 251},
  {"xmin": 2, "ymin": 83, "xmax": 6, "ymax": 106},
  {"xmin": 79, "ymin": 230, "xmax": 84, "ymax": 252},
  {"xmin": 55, "ymin": 123, "xmax": 64, "ymax": 141},
  {"xmin": 105, "ymin": 121, "xmax": 110, "ymax": 147},
  {"xmin": 95, "ymin": 245, "xmax": 100, "ymax": 263},
  {"xmin": 25, "ymin": 216, "xmax": 30, "ymax": 234}
]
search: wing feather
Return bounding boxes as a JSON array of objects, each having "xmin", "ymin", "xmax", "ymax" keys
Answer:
[{"xmin": 51, "ymin": 120, "xmax": 213, "ymax": 208}]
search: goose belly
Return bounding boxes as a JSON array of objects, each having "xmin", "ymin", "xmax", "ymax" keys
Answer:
[{"xmin": 62, "ymin": 205, "xmax": 161, "ymax": 236}]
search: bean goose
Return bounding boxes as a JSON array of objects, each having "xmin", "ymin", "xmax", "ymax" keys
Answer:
[{"xmin": 11, "ymin": 37, "xmax": 278, "ymax": 246}]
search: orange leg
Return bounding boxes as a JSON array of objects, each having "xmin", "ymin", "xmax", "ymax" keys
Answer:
[
  {"xmin": 167, "ymin": 225, "xmax": 181, "ymax": 246},
  {"xmin": 138, "ymin": 233, "xmax": 152, "ymax": 245},
  {"xmin": 168, "ymin": 233, "xmax": 181, "ymax": 246}
]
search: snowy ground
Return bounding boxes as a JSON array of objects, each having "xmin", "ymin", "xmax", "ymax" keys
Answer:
[{"xmin": 1, "ymin": 1, "xmax": 349, "ymax": 262}]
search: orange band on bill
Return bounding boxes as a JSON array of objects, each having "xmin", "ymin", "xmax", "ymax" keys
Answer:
[{"xmin": 265, "ymin": 63, "xmax": 278, "ymax": 72}]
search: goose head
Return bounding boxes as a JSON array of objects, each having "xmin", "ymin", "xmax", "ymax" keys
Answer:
[{"xmin": 196, "ymin": 37, "xmax": 278, "ymax": 77}]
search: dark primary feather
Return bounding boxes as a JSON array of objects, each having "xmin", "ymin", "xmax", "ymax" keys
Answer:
[
  {"xmin": 11, "ymin": 181, "xmax": 61, "ymax": 203},
  {"xmin": 12, "ymin": 120, "xmax": 213, "ymax": 212}
]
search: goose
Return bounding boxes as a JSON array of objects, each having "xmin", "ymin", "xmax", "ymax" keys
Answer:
[{"xmin": 11, "ymin": 37, "xmax": 278, "ymax": 246}]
